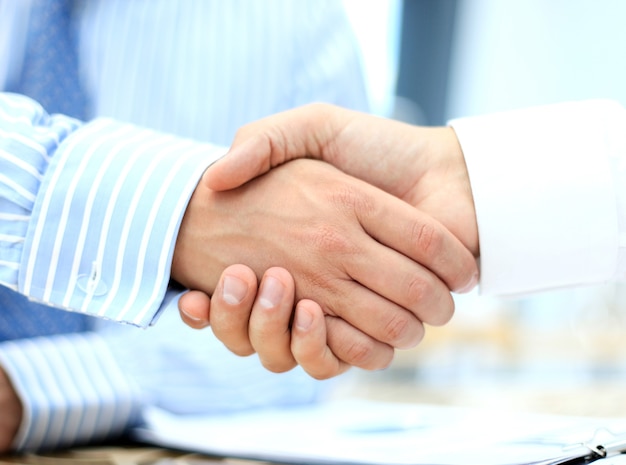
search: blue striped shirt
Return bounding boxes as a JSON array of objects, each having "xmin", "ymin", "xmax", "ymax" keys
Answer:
[{"xmin": 0, "ymin": 0, "xmax": 369, "ymax": 452}]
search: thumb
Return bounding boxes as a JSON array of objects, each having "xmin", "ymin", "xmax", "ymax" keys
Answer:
[
  {"xmin": 178, "ymin": 290, "xmax": 211, "ymax": 329},
  {"xmin": 202, "ymin": 134, "xmax": 276, "ymax": 191},
  {"xmin": 202, "ymin": 103, "xmax": 343, "ymax": 191}
]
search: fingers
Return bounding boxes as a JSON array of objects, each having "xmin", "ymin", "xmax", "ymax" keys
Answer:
[
  {"xmin": 245, "ymin": 268, "xmax": 391, "ymax": 376},
  {"xmin": 339, "ymin": 237, "xmax": 458, "ymax": 332},
  {"xmin": 281, "ymin": 174, "xmax": 472, "ymax": 346},
  {"xmin": 183, "ymin": 154, "xmax": 475, "ymax": 375},
  {"xmin": 208, "ymin": 264, "xmax": 259, "ymax": 355},
  {"xmin": 319, "ymin": 279, "xmax": 427, "ymax": 350},
  {"xmin": 210, "ymin": 266, "xmax": 299, "ymax": 374},
  {"xmin": 325, "ymin": 315, "xmax": 395, "ymax": 372},
  {"xmin": 203, "ymin": 135, "xmax": 277, "ymax": 191},
  {"xmin": 290, "ymin": 302, "xmax": 348, "ymax": 379},
  {"xmin": 178, "ymin": 290, "xmax": 211, "ymax": 329},
  {"xmin": 291, "ymin": 302, "xmax": 394, "ymax": 380},
  {"xmin": 203, "ymin": 103, "xmax": 345, "ymax": 191},
  {"xmin": 178, "ymin": 265, "xmax": 300, "ymax": 370},
  {"xmin": 352, "ymin": 181, "xmax": 479, "ymax": 297},
  {"xmin": 248, "ymin": 268, "xmax": 297, "ymax": 372},
  {"xmin": 181, "ymin": 263, "xmax": 397, "ymax": 379}
]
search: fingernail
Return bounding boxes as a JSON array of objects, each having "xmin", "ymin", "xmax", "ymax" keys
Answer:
[
  {"xmin": 222, "ymin": 275, "xmax": 248, "ymax": 305},
  {"xmin": 180, "ymin": 309, "xmax": 210, "ymax": 328},
  {"xmin": 258, "ymin": 276, "xmax": 284, "ymax": 308},
  {"xmin": 181, "ymin": 308, "xmax": 202, "ymax": 321},
  {"xmin": 294, "ymin": 307, "xmax": 313, "ymax": 331},
  {"xmin": 457, "ymin": 272, "xmax": 479, "ymax": 294}
]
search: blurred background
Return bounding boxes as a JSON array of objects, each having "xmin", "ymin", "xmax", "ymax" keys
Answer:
[{"xmin": 336, "ymin": 0, "xmax": 626, "ymax": 417}]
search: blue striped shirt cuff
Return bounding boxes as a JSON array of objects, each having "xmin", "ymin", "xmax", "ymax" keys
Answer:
[
  {"xmin": 1, "ymin": 93, "xmax": 226, "ymax": 326},
  {"xmin": 0, "ymin": 333, "xmax": 142, "ymax": 451}
]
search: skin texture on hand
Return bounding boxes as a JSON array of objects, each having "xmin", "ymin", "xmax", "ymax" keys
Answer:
[
  {"xmin": 0, "ymin": 366, "xmax": 22, "ymax": 454},
  {"xmin": 204, "ymin": 103, "xmax": 479, "ymax": 257},
  {"xmin": 180, "ymin": 268, "xmax": 356, "ymax": 379},
  {"xmin": 172, "ymin": 158, "xmax": 477, "ymax": 373}
]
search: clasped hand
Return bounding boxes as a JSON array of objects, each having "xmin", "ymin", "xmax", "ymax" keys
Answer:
[{"xmin": 174, "ymin": 103, "xmax": 480, "ymax": 380}]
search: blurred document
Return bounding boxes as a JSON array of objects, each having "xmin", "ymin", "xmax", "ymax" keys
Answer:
[{"xmin": 134, "ymin": 399, "xmax": 626, "ymax": 465}]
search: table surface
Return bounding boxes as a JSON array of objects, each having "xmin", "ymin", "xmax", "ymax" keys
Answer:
[
  {"xmin": 3, "ymin": 361, "xmax": 625, "ymax": 465},
  {"xmin": 0, "ymin": 446, "xmax": 274, "ymax": 465}
]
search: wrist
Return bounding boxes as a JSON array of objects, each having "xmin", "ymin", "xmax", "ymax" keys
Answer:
[
  {"xmin": 443, "ymin": 126, "xmax": 479, "ymax": 256},
  {"xmin": 415, "ymin": 126, "xmax": 479, "ymax": 257}
]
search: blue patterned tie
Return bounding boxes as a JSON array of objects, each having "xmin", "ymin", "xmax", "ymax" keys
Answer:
[
  {"xmin": 0, "ymin": 0, "xmax": 90, "ymax": 341},
  {"xmin": 15, "ymin": 0, "xmax": 88, "ymax": 119}
]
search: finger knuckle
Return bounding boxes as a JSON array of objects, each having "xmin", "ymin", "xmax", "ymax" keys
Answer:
[
  {"xmin": 381, "ymin": 312, "xmax": 413, "ymax": 345},
  {"xmin": 342, "ymin": 339, "xmax": 377, "ymax": 368},
  {"xmin": 411, "ymin": 222, "xmax": 443, "ymax": 258},
  {"xmin": 404, "ymin": 275, "xmax": 455, "ymax": 327},
  {"xmin": 342, "ymin": 187, "xmax": 376, "ymax": 216},
  {"xmin": 405, "ymin": 275, "xmax": 430, "ymax": 305}
]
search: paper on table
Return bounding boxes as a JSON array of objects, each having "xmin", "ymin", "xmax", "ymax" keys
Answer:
[{"xmin": 134, "ymin": 399, "xmax": 626, "ymax": 465}]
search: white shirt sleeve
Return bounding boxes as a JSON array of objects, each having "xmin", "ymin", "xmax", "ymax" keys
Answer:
[{"xmin": 449, "ymin": 100, "xmax": 626, "ymax": 296}]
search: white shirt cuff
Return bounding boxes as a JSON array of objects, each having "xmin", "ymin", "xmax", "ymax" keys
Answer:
[{"xmin": 449, "ymin": 100, "xmax": 626, "ymax": 295}]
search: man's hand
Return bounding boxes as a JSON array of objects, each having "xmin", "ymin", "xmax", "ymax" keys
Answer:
[
  {"xmin": 180, "ymin": 267, "xmax": 353, "ymax": 380},
  {"xmin": 203, "ymin": 103, "xmax": 479, "ymax": 256},
  {"xmin": 0, "ymin": 367, "xmax": 21, "ymax": 454},
  {"xmin": 172, "ymin": 158, "xmax": 478, "ymax": 376}
]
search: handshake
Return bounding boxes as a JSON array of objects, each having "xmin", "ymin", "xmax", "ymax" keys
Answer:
[{"xmin": 172, "ymin": 103, "xmax": 480, "ymax": 380}]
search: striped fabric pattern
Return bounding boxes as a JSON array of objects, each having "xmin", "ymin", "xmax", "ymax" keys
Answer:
[
  {"xmin": 1, "ymin": 93, "xmax": 225, "ymax": 327},
  {"xmin": 0, "ymin": 92, "xmax": 226, "ymax": 451},
  {"xmin": 0, "ymin": 332, "xmax": 142, "ymax": 451},
  {"xmin": 77, "ymin": 0, "xmax": 368, "ymax": 145},
  {"xmin": 0, "ymin": 0, "xmax": 369, "ymax": 452},
  {"xmin": 0, "ymin": 93, "xmax": 81, "ymax": 292}
]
